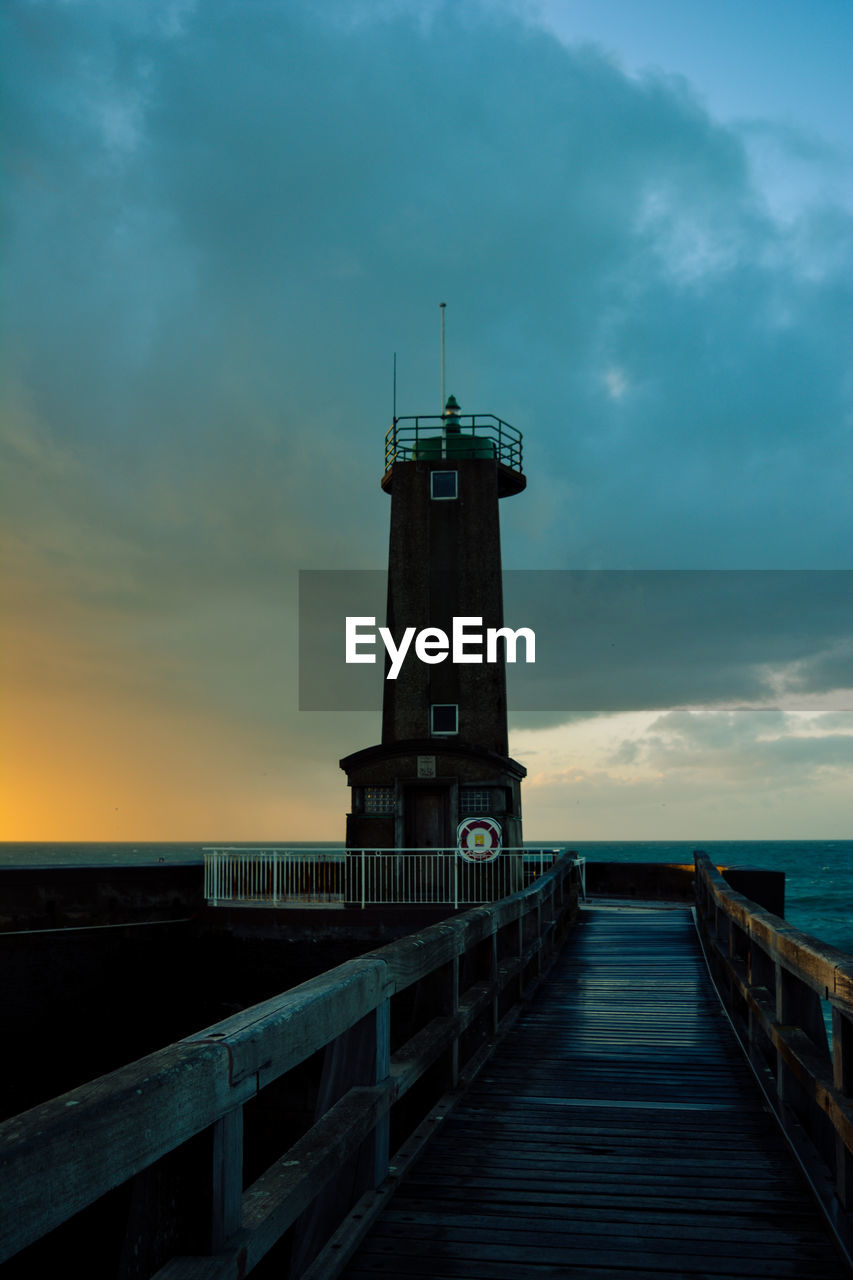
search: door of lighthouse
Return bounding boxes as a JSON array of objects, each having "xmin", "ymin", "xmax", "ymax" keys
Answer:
[{"xmin": 404, "ymin": 786, "xmax": 450, "ymax": 849}]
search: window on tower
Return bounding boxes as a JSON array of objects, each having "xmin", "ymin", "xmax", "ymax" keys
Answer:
[
  {"xmin": 430, "ymin": 470, "xmax": 458, "ymax": 500},
  {"xmin": 430, "ymin": 703, "xmax": 458, "ymax": 735}
]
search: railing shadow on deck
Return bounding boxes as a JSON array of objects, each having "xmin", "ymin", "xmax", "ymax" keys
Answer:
[
  {"xmin": 0, "ymin": 852, "xmax": 581, "ymax": 1280},
  {"xmin": 694, "ymin": 850, "xmax": 853, "ymax": 1261}
]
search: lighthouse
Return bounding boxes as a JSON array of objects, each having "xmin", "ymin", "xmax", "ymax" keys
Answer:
[{"xmin": 340, "ymin": 393, "xmax": 527, "ymax": 850}]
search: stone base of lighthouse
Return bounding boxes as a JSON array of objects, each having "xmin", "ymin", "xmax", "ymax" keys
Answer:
[{"xmin": 340, "ymin": 738, "xmax": 525, "ymax": 850}]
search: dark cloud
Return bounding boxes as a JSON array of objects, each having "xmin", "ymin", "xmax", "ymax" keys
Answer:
[
  {"xmin": 5, "ymin": 1, "xmax": 852, "ymax": 580},
  {"xmin": 502, "ymin": 570, "xmax": 853, "ymax": 722}
]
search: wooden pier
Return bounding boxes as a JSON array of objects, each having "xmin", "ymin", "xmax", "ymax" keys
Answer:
[
  {"xmin": 337, "ymin": 905, "xmax": 848, "ymax": 1278},
  {"xmin": 2, "ymin": 852, "xmax": 853, "ymax": 1278}
]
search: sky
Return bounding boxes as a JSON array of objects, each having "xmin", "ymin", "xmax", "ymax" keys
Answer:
[{"xmin": 2, "ymin": 0, "xmax": 852, "ymax": 842}]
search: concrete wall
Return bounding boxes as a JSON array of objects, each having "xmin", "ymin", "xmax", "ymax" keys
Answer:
[
  {"xmin": 0, "ymin": 863, "xmax": 203, "ymax": 932},
  {"xmin": 584, "ymin": 860, "xmax": 785, "ymax": 918}
]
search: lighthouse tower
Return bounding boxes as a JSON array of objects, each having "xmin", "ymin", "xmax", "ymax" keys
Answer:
[{"xmin": 340, "ymin": 394, "xmax": 527, "ymax": 850}]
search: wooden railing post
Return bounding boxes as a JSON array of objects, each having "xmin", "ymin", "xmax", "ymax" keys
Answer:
[
  {"xmin": 290, "ymin": 993, "xmax": 392, "ymax": 1275},
  {"xmin": 517, "ymin": 912, "xmax": 525, "ymax": 1001},
  {"xmin": 774, "ymin": 959, "xmax": 792, "ymax": 1111},
  {"xmin": 372, "ymin": 998, "xmax": 391, "ymax": 1185},
  {"xmin": 541, "ymin": 880, "xmax": 555, "ymax": 968},
  {"xmin": 443, "ymin": 958, "xmax": 460, "ymax": 1089},
  {"xmin": 748, "ymin": 939, "xmax": 775, "ymax": 1066},
  {"xmin": 776, "ymin": 962, "xmax": 835, "ymax": 1171},
  {"xmin": 833, "ymin": 1007, "xmax": 853, "ymax": 1096},
  {"xmin": 489, "ymin": 925, "xmax": 500, "ymax": 1034},
  {"xmin": 210, "ymin": 1107, "xmax": 243, "ymax": 1253},
  {"xmin": 834, "ymin": 1008, "xmax": 853, "ymax": 1208}
]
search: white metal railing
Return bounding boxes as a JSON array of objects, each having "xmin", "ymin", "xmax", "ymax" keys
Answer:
[
  {"xmin": 203, "ymin": 847, "xmax": 566, "ymax": 910},
  {"xmin": 203, "ymin": 847, "xmax": 345, "ymax": 906}
]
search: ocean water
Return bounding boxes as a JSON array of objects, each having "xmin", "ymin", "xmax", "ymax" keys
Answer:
[{"xmin": 2, "ymin": 839, "xmax": 852, "ymax": 956}]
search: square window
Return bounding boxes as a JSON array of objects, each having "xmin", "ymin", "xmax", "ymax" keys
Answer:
[
  {"xmin": 460, "ymin": 787, "xmax": 490, "ymax": 815},
  {"xmin": 364, "ymin": 786, "xmax": 395, "ymax": 814},
  {"xmin": 431, "ymin": 470, "xmax": 458, "ymax": 500},
  {"xmin": 430, "ymin": 703, "xmax": 458, "ymax": 735}
]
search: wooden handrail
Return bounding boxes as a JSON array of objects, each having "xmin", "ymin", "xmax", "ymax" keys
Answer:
[
  {"xmin": 0, "ymin": 852, "xmax": 580, "ymax": 1275},
  {"xmin": 693, "ymin": 851, "xmax": 853, "ymax": 1245}
]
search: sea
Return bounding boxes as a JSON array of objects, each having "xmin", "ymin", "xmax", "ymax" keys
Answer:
[{"xmin": 2, "ymin": 838, "xmax": 852, "ymax": 956}]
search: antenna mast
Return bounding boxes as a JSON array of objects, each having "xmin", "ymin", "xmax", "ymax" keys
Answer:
[
  {"xmin": 440, "ymin": 302, "xmax": 446, "ymax": 409},
  {"xmin": 440, "ymin": 302, "xmax": 446, "ymax": 458}
]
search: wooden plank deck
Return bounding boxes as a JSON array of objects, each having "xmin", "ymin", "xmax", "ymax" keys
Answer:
[{"xmin": 339, "ymin": 904, "xmax": 850, "ymax": 1278}]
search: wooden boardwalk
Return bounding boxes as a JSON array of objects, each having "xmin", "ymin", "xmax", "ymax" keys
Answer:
[{"xmin": 339, "ymin": 905, "xmax": 850, "ymax": 1279}]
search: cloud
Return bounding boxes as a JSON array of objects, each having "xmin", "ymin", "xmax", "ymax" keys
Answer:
[
  {"xmin": 512, "ymin": 703, "xmax": 852, "ymax": 838},
  {"xmin": 2, "ymin": 0, "xmax": 852, "ymax": 836},
  {"xmin": 5, "ymin": 1, "xmax": 852, "ymax": 571},
  {"xmin": 611, "ymin": 705, "xmax": 853, "ymax": 784},
  {"xmin": 505, "ymin": 570, "xmax": 853, "ymax": 722}
]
